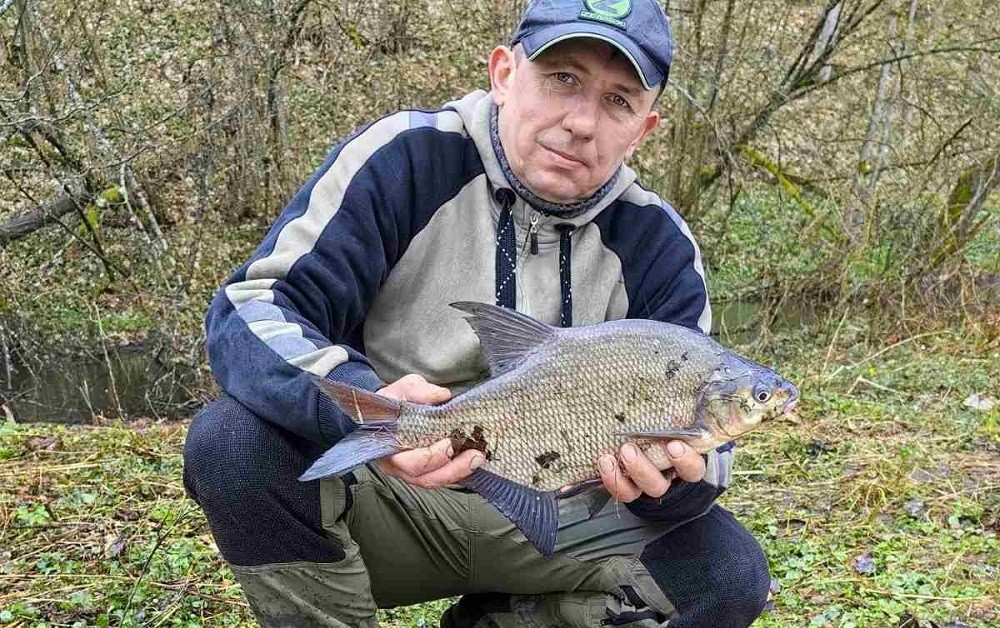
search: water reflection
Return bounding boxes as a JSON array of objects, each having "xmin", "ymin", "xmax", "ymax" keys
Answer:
[
  {"xmin": 2, "ymin": 346, "xmax": 200, "ymax": 424},
  {"xmin": 711, "ymin": 299, "xmax": 818, "ymax": 345}
]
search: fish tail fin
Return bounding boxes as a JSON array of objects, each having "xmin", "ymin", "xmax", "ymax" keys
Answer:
[{"xmin": 299, "ymin": 377, "xmax": 404, "ymax": 482}]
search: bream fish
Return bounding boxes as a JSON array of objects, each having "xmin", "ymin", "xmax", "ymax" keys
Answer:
[{"xmin": 301, "ymin": 302, "xmax": 799, "ymax": 556}]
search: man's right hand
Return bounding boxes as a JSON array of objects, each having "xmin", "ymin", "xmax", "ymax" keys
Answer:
[{"xmin": 376, "ymin": 374, "xmax": 486, "ymax": 489}]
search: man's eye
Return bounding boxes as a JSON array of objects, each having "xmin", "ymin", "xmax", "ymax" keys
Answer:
[
  {"xmin": 609, "ymin": 94, "xmax": 631, "ymax": 109},
  {"xmin": 555, "ymin": 72, "xmax": 575, "ymax": 85}
]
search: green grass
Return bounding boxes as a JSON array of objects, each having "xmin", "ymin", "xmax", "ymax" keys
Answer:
[{"xmin": 1, "ymin": 317, "xmax": 996, "ymax": 627}]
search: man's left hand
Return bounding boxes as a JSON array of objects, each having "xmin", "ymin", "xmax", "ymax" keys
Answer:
[{"xmin": 597, "ymin": 441, "xmax": 706, "ymax": 503}]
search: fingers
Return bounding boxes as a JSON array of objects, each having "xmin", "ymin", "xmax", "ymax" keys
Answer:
[
  {"xmin": 406, "ymin": 450, "xmax": 485, "ymax": 488},
  {"xmin": 378, "ymin": 437, "xmax": 485, "ymax": 489},
  {"xmin": 665, "ymin": 440, "xmax": 706, "ymax": 483},
  {"xmin": 640, "ymin": 441, "xmax": 674, "ymax": 471},
  {"xmin": 598, "ymin": 454, "xmax": 642, "ymax": 502},
  {"xmin": 619, "ymin": 443, "xmax": 672, "ymax": 498},
  {"xmin": 598, "ymin": 441, "xmax": 706, "ymax": 503},
  {"xmin": 378, "ymin": 374, "xmax": 452, "ymax": 405},
  {"xmin": 386, "ymin": 437, "xmax": 454, "ymax": 475}
]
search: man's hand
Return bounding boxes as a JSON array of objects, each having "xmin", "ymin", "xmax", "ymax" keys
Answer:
[
  {"xmin": 376, "ymin": 374, "xmax": 485, "ymax": 489},
  {"xmin": 597, "ymin": 441, "xmax": 706, "ymax": 503}
]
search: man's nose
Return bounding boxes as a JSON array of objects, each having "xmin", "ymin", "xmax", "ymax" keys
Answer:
[{"xmin": 561, "ymin": 95, "xmax": 599, "ymax": 140}]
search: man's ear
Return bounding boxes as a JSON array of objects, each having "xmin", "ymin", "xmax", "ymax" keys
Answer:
[
  {"xmin": 488, "ymin": 46, "xmax": 517, "ymax": 107},
  {"xmin": 625, "ymin": 110, "xmax": 660, "ymax": 160}
]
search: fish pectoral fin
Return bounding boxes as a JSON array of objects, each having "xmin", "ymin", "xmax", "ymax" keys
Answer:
[
  {"xmin": 449, "ymin": 301, "xmax": 558, "ymax": 377},
  {"xmin": 465, "ymin": 469, "xmax": 559, "ymax": 557},
  {"xmin": 582, "ymin": 488, "xmax": 612, "ymax": 519},
  {"xmin": 555, "ymin": 478, "xmax": 604, "ymax": 500},
  {"xmin": 615, "ymin": 428, "xmax": 708, "ymax": 440},
  {"xmin": 556, "ymin": 479, "xmax": 611, "ymax": 519}
]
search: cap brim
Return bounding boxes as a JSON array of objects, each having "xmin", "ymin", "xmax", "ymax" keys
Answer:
[{"xmin": 519, "ymin": 23, "xmax": 663, "ymax": 90}]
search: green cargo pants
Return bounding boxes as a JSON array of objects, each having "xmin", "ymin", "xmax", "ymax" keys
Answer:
[{"xmin": 231, "ymin": 464, "xmax": 677, "ymax": 627}]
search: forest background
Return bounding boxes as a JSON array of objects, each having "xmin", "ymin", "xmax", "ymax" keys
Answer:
[{"xmin": 0, "ymin": 0, "xmax": 997, "ymax": 626}]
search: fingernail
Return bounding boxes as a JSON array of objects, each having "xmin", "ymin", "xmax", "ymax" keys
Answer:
[
  {"xmin": 469, "ymin": 454, "xmax": 485, "ymax": 470},
  {"xmin": 446, "ymin": 445, "xmax": 455, "ymax": 459},
  {"xmin": 621, "ymin": 444, "xmax": 638, "ymax": 462},
  {"xmin": 667, "ymin": 441, "xmax": 686, "ymax": 458},
  {"xmin": 598, "ymin": 457, "xmax": 615, "ymax": 474}
]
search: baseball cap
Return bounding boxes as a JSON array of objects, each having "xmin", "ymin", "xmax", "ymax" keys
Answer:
[{"xmin": 510, "ymin": 0, "xmax": 674, "ymax": 90}]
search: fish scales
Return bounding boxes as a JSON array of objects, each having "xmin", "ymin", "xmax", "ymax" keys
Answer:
[{"xmin": 393, "ymin": 321, "xmax": 723, "ymax": 491}]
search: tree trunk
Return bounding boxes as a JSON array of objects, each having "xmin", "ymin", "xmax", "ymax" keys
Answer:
[
  {"xmin": 668, "ymin": 0, "xmax": 708, "ymax": 213},
  {"xmin": 845, "ymin": 5, "xmax": 899, "ymax": 244},
  {"xmin": 950, "ymin": 151, "xmax": 1000, "ymax": 244},
  {"xmin": 812, "ymin": 2, "xmax": 842, "ymax": 83}
]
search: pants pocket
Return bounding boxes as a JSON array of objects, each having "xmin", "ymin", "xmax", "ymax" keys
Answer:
[
  {"xmin": 319, "ymin": 471, "xmax": 358, "ymax": 550},
  {"xmin": 600, "ymin": 556, "xmax": 677, "ymax": 622}
]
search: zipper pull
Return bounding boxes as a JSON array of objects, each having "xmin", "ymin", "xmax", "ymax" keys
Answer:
[{"xmin": 528, "ymin": 212, "xmax": 540, "ymax": 255}]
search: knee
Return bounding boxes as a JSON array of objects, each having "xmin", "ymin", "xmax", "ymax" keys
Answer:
[
  {"xmin": 710, "ymin": 518, "xmax": 770, "ymax": 621},
  {"xmin": 183, "ymin": 395, "xmax": 283, "ymax": 505},
  {"xmin": 641, "ymin": 507, "xmax": 770, "ymax": 627}
]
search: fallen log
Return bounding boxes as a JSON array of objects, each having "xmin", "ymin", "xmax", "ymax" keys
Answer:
[{"xmin": 0, "ymin": 193, "xmax": 83, "ymax": 245}]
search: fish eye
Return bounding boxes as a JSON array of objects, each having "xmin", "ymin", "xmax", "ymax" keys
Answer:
[{"xmin": 754, "ymin": 389, "xmax": 771, "ymax": 403}]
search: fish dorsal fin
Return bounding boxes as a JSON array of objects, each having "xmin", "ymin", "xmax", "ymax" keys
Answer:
[{"xmin": 450, "ymin": 301, "xmax": 558, "ymax": 377}]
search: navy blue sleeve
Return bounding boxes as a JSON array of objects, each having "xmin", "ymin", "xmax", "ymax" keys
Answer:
[
  {"xmin": 205, "ymin": 111, "xmax": 482, "ymax": 446},
  {"xmin": 623, "ymin": 475, "xmax": 724, "ymax": 524}
]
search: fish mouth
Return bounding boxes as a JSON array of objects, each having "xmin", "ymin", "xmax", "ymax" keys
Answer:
[
  {"xmin": 780, "ymin": 381, "xmax": 800, "ymax": 414},
  {"xmin": 781, "ymin": 397, "xmax": 799, "ymax": 414},
  {"xmin": 778, "ymin": 394, "xmax": 801, "ymax": 424}
]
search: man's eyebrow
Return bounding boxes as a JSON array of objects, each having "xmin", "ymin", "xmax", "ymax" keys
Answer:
[
  {"xmin": 612, "ymin": 81, "xmax": 641, "ymax": 97},
  {"xmin": 537, "ymin": 55, "xmax": 593, "ymax": 77}
]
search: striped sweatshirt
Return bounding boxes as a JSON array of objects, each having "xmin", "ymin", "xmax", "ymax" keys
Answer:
[{"xmin": 205, "ymin": 89, "xmax": 733, "ymax": 523}]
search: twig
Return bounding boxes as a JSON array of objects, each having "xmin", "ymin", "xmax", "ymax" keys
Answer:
[
  {"xmin": 91, "ymin": 303, "xmax": 123, "ymax": 420},
  {"xmin": 827, "ymin": 331, "xmax": 950, "ymax": 379},
  {"xmin": 846, "ymin": 376, "xmax": 907, "ymax": 397},
  {"xmin": 858, "ymin": 586, "xmax": 995, "ymax": 602},
  {"xmin": 0, "ymin": 318, "xmax": 13, "ymax": 402},
  {"xmin": 121, "ymin": 505, "xmax": 196, "ymax": 621},
  {"xmin": 821, "ymin": 306, "xmax": 851, "ymax": 378}
]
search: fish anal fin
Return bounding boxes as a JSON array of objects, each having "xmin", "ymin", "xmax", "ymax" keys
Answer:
[
  {"xmin": 465, "ymin": 469, "xmax": 558, "ymax": 556},
  {"xmin": 449, "ymin": 302, "xmax": 557, "ymax": 377}
]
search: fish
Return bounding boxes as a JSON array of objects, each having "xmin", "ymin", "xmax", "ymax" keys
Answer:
[{"xmin": 300, "ymin": 301, "xmax": 799, "ymax": 556}]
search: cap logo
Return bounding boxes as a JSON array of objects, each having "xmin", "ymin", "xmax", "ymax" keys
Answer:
[{"xmin": 579, "ymin": 0, "xmax": 631, "ymax": 29}]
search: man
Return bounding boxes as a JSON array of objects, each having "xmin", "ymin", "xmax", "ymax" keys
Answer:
[{"xmin": 184, "ymin": 0, "xmax": 771, "ymax": 626}]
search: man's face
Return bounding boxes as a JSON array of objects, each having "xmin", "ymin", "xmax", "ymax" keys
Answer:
[{"xmin": 489, "ymin": 39, "xmax": 660, "ymax": 204}]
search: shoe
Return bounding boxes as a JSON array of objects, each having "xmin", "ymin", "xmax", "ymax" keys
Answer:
[{"xmin": 439, "ymin": 593, "xmax": 513, "ymax": 628}]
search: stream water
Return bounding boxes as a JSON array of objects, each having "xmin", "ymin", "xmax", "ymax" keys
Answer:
[{"xmin": 2, "ymin": 345, "xmax": 201, "ymax": 424}]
